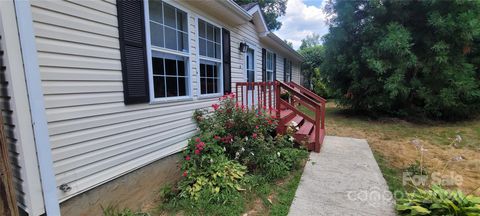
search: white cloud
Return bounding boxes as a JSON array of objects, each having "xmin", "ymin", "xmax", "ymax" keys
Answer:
[{"xmin": 274, "ymin": 0, "xmax": 329, "ymax": 50}]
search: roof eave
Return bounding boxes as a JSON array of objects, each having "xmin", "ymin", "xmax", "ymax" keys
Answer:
[
  {"xmin": 220, "ymin": 0, "xmax": 252, "ymax": 21},
  {"xmin": 265, "ymin": 32, "xmax": 304, "ymax": 62}
]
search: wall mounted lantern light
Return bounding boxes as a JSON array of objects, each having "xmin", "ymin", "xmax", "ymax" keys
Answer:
[{"xmin": 239, "ymin": 42, "xmax": 249, "ymax": 53}]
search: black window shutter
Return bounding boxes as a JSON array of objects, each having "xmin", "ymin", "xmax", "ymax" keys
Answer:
[
  {"xmin": 117, "ymin": 0, "xmax": 149, "ymax": 104},
  {"xmin": 283, "ymin": 58, "xmax": 287, "ymax": 82},
  {"xmin": 222, "ymin": 28, "xmax": 231, "ymax": 94},
  {"xmin": 261, "ymin": 48, "xmax": 266, "ymax": 82},
  {"xmin": 273, "ymin": 53, "xmax": 276, "ymax": 81}
]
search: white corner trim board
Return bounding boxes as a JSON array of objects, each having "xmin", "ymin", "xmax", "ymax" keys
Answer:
[{"xmin": 14, "ymin": 0, "xmax": 61, "ymax": 215}]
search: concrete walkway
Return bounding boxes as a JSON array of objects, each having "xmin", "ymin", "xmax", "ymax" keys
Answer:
[{"xmin": 289, "ymin": 136, "xmax": 396, "ymax": 216}]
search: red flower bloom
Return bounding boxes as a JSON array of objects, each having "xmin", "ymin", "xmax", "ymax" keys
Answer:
[
  {"xmin": 252, "ymin": 133, "xmax": 257, "ymax": 139},
  {"xmin": 212, "ymin": 103, "xmax": 220, "ymax": 110},
  {"xmin": 214, "ymin": 135, "xmax": 221, "ymax": 140},
  {"xmin": 195, "ymin": 149, "xmax": 200, "ymax": 155},
  {"xmin": 185, "ymin": 155, "xmax": 191, "ymax": 161},
  {"xmin": 183, "ymin": 171, "xmax": 188, "ymax": 177},
  {"xmin": 195, "ymin": 137, "xmax": 201, "ymax": 143},
  {"xmin": 196, "ymin": 142, "xmax": 205, "ymax": 150},
  {"xmin": 255, "ymin": 125, "xmax": 259, "ymax": 129}
]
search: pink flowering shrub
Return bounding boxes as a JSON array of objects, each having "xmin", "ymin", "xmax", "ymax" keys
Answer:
[{"xmin": 169, "ymin": 93, "xmax": 307, "ymax": 204}]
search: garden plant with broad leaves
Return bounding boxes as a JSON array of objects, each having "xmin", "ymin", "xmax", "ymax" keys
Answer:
[{"xmin": 160, "ymin": 93, "xmax": 308, "ymax": 212}]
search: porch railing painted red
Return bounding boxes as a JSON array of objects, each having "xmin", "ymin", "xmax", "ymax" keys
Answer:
[
  {"xmin": 235, "ymin": 81, "xmax": 277, "ymax": 114},
  {"xmin": 234, "ymin": 81, "xmax": 326, "ymax": 152}
]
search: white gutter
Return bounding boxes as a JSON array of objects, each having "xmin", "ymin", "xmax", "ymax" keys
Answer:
[{"xmin": 14, "ymin": 0, "xmax": 61, "ymax": 215}]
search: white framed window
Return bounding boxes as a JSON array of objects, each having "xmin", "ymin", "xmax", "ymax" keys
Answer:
[
  {"xmin": 266, "ymin": 51, "xmax": 274, "ymax": 82},
  {"xmin": 146, "ymin": 0, "xmax": 191, "ymax": 101},
  {"xmin": 198, "ymin": 18, "xmax": 222, "ymax": 95},
  {"xmin": 285, "ymin": 59, "xmax": 292, "ymax": 82}
]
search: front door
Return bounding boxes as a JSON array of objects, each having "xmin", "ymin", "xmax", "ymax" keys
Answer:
[{"xmin": 245, "ymin": 48, "xmax": 256, "ymax": 107}]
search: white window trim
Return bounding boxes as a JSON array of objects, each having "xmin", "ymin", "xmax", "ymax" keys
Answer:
[
  {"xmin": 196, "ymin": 16, "xmax": 224, "ymax": 98},
  {"xmin": 144, "ymin": 0, "xmax": 193, "ymax": 103}
]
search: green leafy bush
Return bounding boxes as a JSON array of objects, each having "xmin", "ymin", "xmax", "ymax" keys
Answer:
[
  {"xmin": 405, "ymin": 160, "xmax": 428, "ymax": 176},
  {"xmin": 396, "ymin": 185, "xmax": 480, "ymax": 215},
  {"xmin": 322, "ymin": 0, "xmax": 480, "ymax": 120},
  {"xmin": 161, "ymin": 93, "xmax": 308, "ymax": 212}
]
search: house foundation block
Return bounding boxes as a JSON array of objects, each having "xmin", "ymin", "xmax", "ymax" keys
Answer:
[{"xmin": 60, "ymin": 153, "xmax": 181, "ymax": 216}]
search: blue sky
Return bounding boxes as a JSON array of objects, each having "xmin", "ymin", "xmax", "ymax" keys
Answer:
[{"xmin": 274, "ymin": 0, "xmax": 329, "ymax": 50}]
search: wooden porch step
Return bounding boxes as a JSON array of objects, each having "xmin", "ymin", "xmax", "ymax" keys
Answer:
[
  {"xmin": 290, "ymin": 115, "xmax": 304, "ymax": 126},
  {"xmin": 297, "ymin": 121, "xmax": 313, "ymax": 136},
  {"xmin": 280, "ymin": 109, "xmax": 293, "ymax": 119}
]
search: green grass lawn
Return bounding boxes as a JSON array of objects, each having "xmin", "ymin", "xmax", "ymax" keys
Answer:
[{"xmin": 299, "ymin": 103, "xmax": 480, "ymax": 196}]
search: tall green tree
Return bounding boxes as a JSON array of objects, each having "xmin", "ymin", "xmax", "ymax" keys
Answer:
[
  {"xmin": 299, "ymin": 33, "xmax": 321, "ymax": 50},
  {"xmin": 234, "ymin": 0, "xmax": 287, "ymax": 30},
  {"xmin": 299, "ymin": 45, "xmax": 324, "ymax": 89},
  {"xmin": 322, "ymin": 0, "xmax": 480, "ymax": 120}
]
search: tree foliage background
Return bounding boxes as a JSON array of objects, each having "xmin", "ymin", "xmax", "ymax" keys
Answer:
[
  {"xmin": 298, "ymin": 34, "xmax": 327, "ymax": 96},
  {"xmin": 321, "ymin": 0, "xmax": 480, "ymax": 120},
  {"xmin": 234, "ymin": 0, "xmax": 287, "ymax": 30}
]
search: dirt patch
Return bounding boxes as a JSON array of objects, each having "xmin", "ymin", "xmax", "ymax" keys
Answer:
[{"xmin": 325, "ymin": 102, "xmax": 480, "ymax": 195}]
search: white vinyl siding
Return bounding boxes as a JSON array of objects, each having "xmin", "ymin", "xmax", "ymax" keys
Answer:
[
  {"xmin": 25, "ymin": 0, "xmax": 302, "ymax": 204},
  {"xmin": 29, "ymin": 0, "xmax": 210, "ymax": 202}
]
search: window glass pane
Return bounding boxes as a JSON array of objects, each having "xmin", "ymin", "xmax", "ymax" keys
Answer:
[
  {"xmin": 177, "ymin": 11, "xmax": 187, "ymax": 32},
  {"xmin": 182, "ymin": 32, "xmax": 188, "ymax": 52},
  {"xmin": 247, "ymin": 49, "xmax": 254, "ymax": 70},
  {"xmin": 178, "ymin": 77, "xmax": 187, "ymax": 96},
  {"xmin": 198, "ymin": 20, "xmax": 205, "ymax": 38},
  {"xmin": 177, "ymin": 32, "xmax": 187, "ymax": 52},
  {"xmin": 177, "ymin": 60, "xmax": 185, "ymax": 76},
  {"xmin": 165, "ymin": 58, "xmax": 176, "ymax": 76},
  {"xmin": 247, "ymin": 70, "xmax": 254, "ymax": 82},
  {"xmin": 214, "ymin": 78, "xmax": 219, "ymax": 93},
  {"xmin": 153, "ymin": 76, "xmax": 165, "ymax": 98},
  {"xmin": 200, "ymin": 64, "xmax": 206, "ymax": 77},
  {"xmin": 206, "ymin": 24, "xmax": 214, "ymax": 40},
  {"xmin": 201, "ymin": 78, "xmax": 207, "ymax": 94},
  {"xmin": 164, "ymin": 27, "xmax": 177, "ymax": 50},
  {"xmin": 213, "ymin": 65, "xmax": 218, "ymax": 78},
  {"xmin": 215, "ymin": 44, "xmax": 221, "ymax": 59},
  {"xmin": 163, "ymin": 3, "xmax": 176, "ymax": 28},
  {"xmin": 166, "ymin": 77, "xmax": 178, "ymax": 97},
  {"xmin": 149, "ymin": 0, "xmax": 163, "ymax": 23},
  {"xmin": 199, "ymin": 38, "xmax": 206, "ymax": 56},
  {"xmin": 214, "ymin": 27, "xmax": 220, "ymax": 43},
  {"xmin": 207, "ymin": 78, "xmax": 214, "ymax": 93},
  {"xmin": 206, "ymin": 64, "xmax": 213, "ymax": 77},
  {"xmin": 207, "ymin": 41, "xmax": 214, "ymax": 58},
  {"xmin": 150, "ymin": 22, "xmax": 164, "ymax": 47},
  {"xmin": 152, "ymin": 57, "xmax": 164, "ymax": 75}
]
